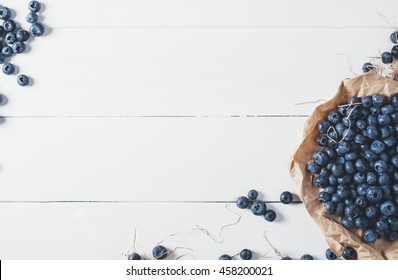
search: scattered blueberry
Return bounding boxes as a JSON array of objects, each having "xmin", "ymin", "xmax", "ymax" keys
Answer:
[
  {"xmin": 152, "ymin": 245, "xmax": 168, "ymax": 260},
  {"xmin": 362, "ymin": 62, "xmax": 374, "ymax": 73},
  {"xmin": 251, "ymin": 200, "xmax": 266, "ymax": 216},
  {"xmin": 0, "ymin": 7, "xmax": 11, "ymax": 20},
  {"xmin": 26, "ymin": 12, "xmax": 39, "ymax": 24},
  {"xmin": 219, "ymin": 254, "xmax": 232, "ymax": 260},
  {"xmin": 17, "ymin": 74, "xmax": 30, "ymax": 86},
  {"xmin": 236, "ymin": 196, "xmax": 250, "ymax": 209},
  {"xmin": 16, "ymin": 30, "xmax": 30, "ymax": 42},
  {"xmin": 281, "ymin": 256, "xmax": 292, "ymax": 260},
  {"xmin": 29, "ymin": 1, "xmax": 42, "ymax": 13},
  {"xmin": 247, "ymin": 189, "xmax": 258, "ymax": 201},
  {"xmin": 264, "ymin": 209, "xmax": 277, "ymax": 222},
  {"xmin": 363, "ymin": 229, "xmax": 377, "ymax": 243},
  {"xmin": 325, "ymin": 248, "xmax": 337, "ymax": 260},
  {"xmin": 30, "ymin": 22, "xmax": 45, "ymax": 37},
  {"xmin": 2, "ymin": 46, "xmax": 13, "ymax": 57},
  {"xmin": 381, "ymin": 52, "xmax": 393, "ymax": 64},
  {"xmin": 342, "ymin": 246, "xmax": 356, "ymax": 260},
  {"xmin": 392, "ymin": 45, "xmax": 398, "ymax": 60},
  {"xmin": 300, "ymin": 254, "xmax": 314, "ymax": 260},
  {"xmin": 239, "ymin": 249, "xmax": 253, "ymax": 260},
  {"xmin": 280, "ymin": 191, "xmax": 293, "ymax": 204},
  {"xmin": 12, "ymin": 41, "xmax": 26, "ymax": 54},
  {"xmin": 127, "ymin": 252, "xmax": 141, "ymax": 260},
  {"xmin": 390, "ymin": 31, "xmax": 398, "ymax": 44},
  {"xmin": 3, "ymin": 19, "xmax": 16, "ymax": 32},
  {"xmin": 2, "ymin": 63, "xmax": 15, "ymax": 75},
  {"xmin": 5, "ymin": 32, "xmax": 17, "ymax": 44}
]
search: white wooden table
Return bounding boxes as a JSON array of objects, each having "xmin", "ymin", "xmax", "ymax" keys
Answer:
[{"xmin": 0, "ymin": 0, "xmax": 396, "ymax": 260}]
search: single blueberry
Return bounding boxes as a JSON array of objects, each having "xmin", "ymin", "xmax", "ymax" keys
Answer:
[
  {"xmin": 325, "ymin": 248, "xmax": 337, "ymax": 260},
  {"xmin": 361, "ymin": 96, "xmax": 372, "ymax": 108},
  {"xmin": 365, "ymin": 205, "xmax": 378, "ymax": 218},
  {"xmin": 391, "ymin": 155, "xmax": 398, "ymax": 168},
  {"xmin": 392, "ymin": 184, "xmax": 398, "ymax": 195},
  {"xmin": 219, "ymin": 254, "xmax": 232, "ymax": 260},
  {"xmin": 388, "ymin": 216, "xmax": 398, "ymax": 231},
  {"xmin": 388, "ymin": 231, "xmax": 398, "ymax": 241},
  {"xmin": 355, "ymin": 159, "xmax": 368, "ymax": 173},
  {"xmin": 329, "ymin": 175, "xmax": 338, "ymax": 186},
  {"xmin": 281, "ymin": 256, "xmax": 291, "ymax": 260},
  {"xmin": 342, "ymin": 217, "xmax": 355, "ymax": 229},
  {"xmin": 378, "ymin": 114, "xmax": 391, "ymax": 125},
  {"xmin": 325, "ymin": 147, "xmax": 337, "ymax": 159},
  {"xmin": 381, "ymin": 104, "xmax": 395, "ymax": 114},
  {"xmin": 355, "ymin": 173, "xmax": 366, "ymax": 185},
  {"xmin": 390, "ymin": 112, "xmax": 398, "ymax": 124},
  {"xmin": 29, "ymin": 1, "xmax": 42, "ymax": 12},
  {"xmin": 363, "ymin": 149, "xmax": 377, "ymax": 162},
  {"xmin": 372, "ymin": 94, "xmax": 384, "ymax": 107},
  {"xmin": 344, "ymin": 161, "xmax": 356, "ymax": 174},
  {"xmin": 366, "ymin": 186, "xmax": 383, "ymax": 203},
  {"xmin": 17, "ymin": 75, "xmax": 30, "ymax": 86},
  {"xmin": 337, "ymin": 141, "xmax": 350, "ymax": 155},
  {"xmin": 355, "ymin": 216, "xmax": 369, "ymax": 228},
  {"xmin": 366, "ymin": 125, "xmax": 378, "ymax": 139},
  {"xmin": 236, "ymin": 196, "xmax": 250, "ymax": 209},
  {"xmin": 383, "ymin": 137, "xmax": 396, "ymax": 148},
  {"xmin": 320, "ymin": 167, "xmax": 329, "ymax": 177},
  {"xmin": 355, "ymin": 120, "xmax": 367, "ymax": 131},
  {"xmin": 152, "ymin": 245, "xmax": 168, "ymax": 260},
  {"xmin": 3, "ymin": 19, "xmax": 16, "ymax": 32},
  {"xmin": 316, "ymin": 134, "xmax": 328, "ymax": 146},
  {"xmin": 362, "ymin": 62, "xmax": 374, "ymax": 73},
  {"xmin": 392, "ymin": 95, "xmax": 398, "ymax": 107},
  {"xmin": 30, "ymin": 22, "xmax": 45, "ymax": 37},
  {"xmin": 250, "ymin": 200, "xmax": 266, "ymax": 216},
  {"xmin": 374, "ymin": 160, "xmax": 388, "ymax": 173},
  {"xmin": 378, "ymin": 173, "xmax": 390, "ymax": 185},
  {"xmin": 335, "ymin": 123, "xmax": 346, "ymax": 135},
  {"xmin": 240, "ymin": 249, "xmax": 252, "ymax": 260},
  {"xmin": 336, "ymin": 156, "xmax": 345, "ymax": 165},
  {"xmin": 367, "ymin": 115, "xmax": 377, "ymax": 126},
  {"xmin": 2, "ymin": 63, "xmax": 15, "ymax": 75},
  {"xmin": 26, "ymin": 12, "xmax": 39, "ymax": 24},
  {"xmin": 355, "ymin": 195, "xmax": 367, "ymax": 208},
  {"xmin": 354, "ymin": 134, "xmax": 366, "ymax": 144},
  {"xmin": 344, "ymin": 205, "xmax": 361, "ymax": 219},
  {"xmin": 342, "ymin": 246, "xmax": 356, "ymax": 260},
  {"xmin": 323, "ymin": 201, "xmax": 336, "ymax": 215},
  {"xmin": 376, "ymin": 218, "xmax": 389, "ymax": 232},
  {"xmin": 363, "ymin": 229, "xmax": 377, "ymax": 243},
  {"xmin": 247, "ymin": 189, "xmax": 258, "ymax": 201},
  {"xmin": 317, "ymin": 120, "xmax": 331, "ymax": 133},
  {"xmin": 2, "ymin": 46, "xmax": 13, "ymax": 57},
  {"xmin": 264, "ymin": 209, "xmax": 276, "ymax": 222},
  {"xmin": 391, "ymin": 31, "xmax": 398, "ymax": 44},
  {"xmin": 331, "ymin": 164, "xmax": 344, "ymax": 177},
  {"xmin": 327, "ymin": 111, "xmax": 341, "ymax": 124},
  {"xmin": 5, "ymin": 32, "xmax": 16, "ymax": 44},
  {"xmin": 314, "ymin": 175, "xmax": 328, "ymax": 188},
  {"xmin": 307, "ymin": 162, "xmax": 320, "ymax": 174},
  {"xmin": 380, "ymin": 200, "xmax": 396, "ymax": 216},
  {"xmin": 370, "ymin": 140, "xmax": 385, "ymax": 154},
  {"xmin": 334, "ymin": 202, "xmax": 345, "ymax": 216},
  {"xmin": 280, "ymin": 191, "xmax": 293, "ymax": 204},
  {"xmin": 127, "ymin": 252, "xmax": 141, "ymax": 260},
  {"xmin": 324, "ymin": 186, "xmax": 336, "ymax": 194},
  {"xmin": 393, "ymin": 45, "xmax": 398, "ymax": 60},
  {"xmin": 0, "ymin": 7, "xmax": 11, "ymax": 20},
  {"xmin": 357, "ymin": 184, "xmax": 369, "ymax": 196},
  {"xmin": 16, "ymin": 30, "xmax": 30, "ymax": 42},
  {"xmin": 370, "ymin": 106, "xmax": 381, "ymax": 116},
  {"xmin": 382, "ymin": 52, "xmax": 394, "ymax": 64},
  {"xmin": 300, "ymin": 254, "xmax": 314, "ymax": 260},
  {"xmin": 366, "ymin": 172, "xmax": 377, "ymax": 185},
  {"xmin": 12, "ymin": 41, "xmax": 26, "ymax": 54},
  {"xmin": 332, "ymin": 193, "xmax": 342, "ymax": 203}
]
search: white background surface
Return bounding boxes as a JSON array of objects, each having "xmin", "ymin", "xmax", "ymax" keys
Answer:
[{"xmin": 0, "ymin": 0, "xmax": 397, "ymax": 260}]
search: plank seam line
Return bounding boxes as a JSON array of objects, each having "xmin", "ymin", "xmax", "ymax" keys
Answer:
[
  {"xmin": 51, "ymin": 26, "xmax": 393, "ymax": 30},
  {"xmin": 1, "ymin": 115, "xmax": 310, "ymax": 118},
  {"xmin": 0, "ymin": 200, "xmax": 302, "ymax": 204}
]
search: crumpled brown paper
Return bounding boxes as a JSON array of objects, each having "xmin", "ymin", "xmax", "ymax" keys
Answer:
[{"xmin": 290, "ymin": 72, "xmax": 398, "ymax": 259}]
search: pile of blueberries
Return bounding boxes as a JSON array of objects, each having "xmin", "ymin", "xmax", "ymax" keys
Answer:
[
  {"xmin": 362, "ymin": 31, "xmax": 398, "ymax": 73},
  {"xmin": 307, "ymin": 93, "xmax": 398, "ymax": 250},
  {"xmin": 0, "ymin": 1, "xmax": 45, "ymax": 86},
  {"xmin": 235, "ymin": 189, "xmax": 293, "ymax": 222}
]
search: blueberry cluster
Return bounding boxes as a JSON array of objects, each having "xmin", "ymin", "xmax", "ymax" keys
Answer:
[
  {"xmin": 219, "ymin": 249, "xmax": 253, "ymax": 260},
  {"xmin": 236, "ymin": 189, "xmax": 294, "ymax": 222},
  {"xmin": 362, "ymin": 31, "xmax": 398, "ymax": 73},
  {"xmin": 0, "ymin": 1, "xmax": 45, "ymax": 86},
  {"xmin": 307, "ymin": 93, "xmax": 398, "ymax": 246},
  {"xmin": 127, "ymin": 245, "xmax": 169, "ymax": 260}
]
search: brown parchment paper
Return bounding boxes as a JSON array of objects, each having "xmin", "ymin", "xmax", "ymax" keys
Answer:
[{"xmin": 290, "ymin": 72, "xmax": 398, "ymax": 259}]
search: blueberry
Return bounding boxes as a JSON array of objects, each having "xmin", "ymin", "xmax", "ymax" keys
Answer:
[
  {"xmin": 363, "ymin": 229, "xmax": 377, "ymax": 243},
  {"xmin": 342, "ymin": 217, "xmax": 355, "ymax": 229},
  {"xmin": 390, "ymin": 112, "xmax": 398, "ymax": 123},
  {"xmin": 334, "ymin": 202, "xmax": 345, "ymax": 216},
  {"xmin": 392, "ymin": 184, "xmax": 398, "ymax": 195},
  {"xmin": 335, "ymin": 123, "xmax": 346, "ymax": 135},
  {"xmin": 393, "ymin": 45, "xmax": 398, "ymax": 60},
  {"xmin": 250, "ymin": 200, "xmax": 266, "ymax": 216},
  {"xmin": 355, "ymin": 159, "xmax": 368, "ymax": 173},
  {"xmin": 281, "ymin": 256, "xmax": 291, "ymax": 260},
  {"xmin": 357, "ymin": 184, "xmax": 369, "ymax": 196},
  {"xmin": 313, "ymin": 151, "xmax": 329, "ymax": 166},
  {"xmin": 354, "ymin": 134, "xmax": 366, "ymax": 144},
  {"xmin": 325, "ymin": 147, "xmax": 337, "ymax": 159},
  {"xmin": 325, "ymin": 248, "xmax": 337, "ymax": 260},
  {"xmin": 0, "ymin": 7, "xmax": 11, "ymax": 20},
  {"xmin": 300, "ymin": 254, "xmax": 314, "ymax": 260},
  {"xmin": 356, "ymin": 173, "xmax": 367, "ymax": 185},
  {"xmin": 313, "ymin": 175, "xmax": 328, "ymax": 188},
  {"xmin": 366, "ymin": 125, "xmax": 378, "ymax": 139},
  {"xmin": 17, "ymin": 75, "xmax": 30, "ymax": 86},
  {"xmin": 2, "ymin": 46, "xmax": 13, "ymax": 57},
  {"xmin": 2, "ymin": 63, "xmax": 15, "ymax": 75},
  {"xmin": 355, "ymin": 195, "xmax": 367, "ymax": 208},
  {"xmin": 356, "ymin": 120, "xmax": 367, "ymax": 131},
  {"xmin": 219, "ymin": 254, "xmax": 232, "ymax": 260},
  {"xmin": 29, "ymin": 1, "xmax": 42, "ymax": 12},
  {"xmin": 362, "ymin": 62, "xmax": 374, "ymax": 73},
  {"xmin": 30, "ymin": 22, "xmax": 45, "ymax": 37},
  {"xmin": 383, "ymin": 137, "xmax": 395, "ymax": 148},
  {"xmin": 317, "ymin": 134, "xmax": 328, "ymax": 146},
  {"xmin": 374, "ymin": 160, "xmax": 388, "ymax": 173},
  {"xmin": 355, "ymin": 216, "xmax": 369, "ymax": 228},
  {"xmin": 378, "ymin": 173, "xmax": 390, "ymax": 185},
  {"xmin": 327, "ymin": 111, "xmax": 341, "ymax": 124},
  {"xmin": 317, "ymin": 121, "xmax": 330, "ymax": 133},
  {"xmin": 3, "ymin": 19, "xmax": 16, "ymax": 32},
  {"xmin": 366, "ymin": 186, "xmax": 383, "ymax": 203},
  {"xmin": 382, "ymin": 52, "xmax": 394, "ymax": 64},
  {"xmin": 380, "ymin": 200, "xmax": 396, "ymax": 216},
  {"xmin": 391, "ymin": 31, "xmax": 398, "ymax": 44},
  {"xmin": 324, "ymin": 186, "xmax": 335, "ymax": 194},
  {"xmin": 388, "ymin": 216, "xmax": 398, "ymax": 231},
  {"xmin": 370, "ymin": 140, "xmax": 385, "ymax": 154},
  {"xmin": 370, "ymin": 106, "xmax": 381, "ymax": 116},
  {"xmin": 376, "ymin": 218, "xmax": 389, "ymax": 232},
  {"xmin": 240, "ymin": 249, "xmax": 252, "ymax": 260},
  {"xmin": 5, "ymin": 32, "xmax": 16, "ymax": 44},
  {"xmin": 323, "ymin": 201, "xmax": 335, "ymax": 214},
  {"xmin": 378, "ymin": 114, "xmax": 391, "ymax": 125},
  {"xmin": 127, "ymin": 252, "xmax": 141, "ymax": 260},
  {"xmin": 152, "ymin": 245, "xmax": 168, "ymax": 260},
  {"xmin": 337, "ymin": 185, "xmax": 350, "ymax": 199},
  {"xmin": 337, "ymin": 141, "xmax": 350, "ymax": 155},
  {"xmin": 344, "ymin": 161, "xmax": 355, "ymax": 174},
  {"xmin": 388, "ymin": 231, "xmax": 398, "ymax": 241},
  {"xmin": 367, "ymin": 115, "xmax": 377, "ymax": 126},
  {"xmin": 26, "ymin": 12, "xmax": 39, "ymax": 24},
  {"xmin": 372, "ymin": 94, "xmax": 384, "ymax": 107},
  {"xmin": 307, "ymin": 162, "xmax": 320, "ymax": 174},
  {"xmin": 363, "ymin": 149, "xmax": 377, "ymax": 162},
  {"xmin": 336, "ymin": 156, "xmax": 345, "ymax": 165},
  {"xmin": 247, "ymin": 189, "xmax": 258, "ymax": 201},
  {"xmin": 361, "ymin": 96, "xmax": 372, "ymax": 108},
  {"xmin": 342, "ymin": 246, "xmax": 356, "ymax": 260},
  {"xmin": 344, "ymin": 205, "xmax": 361, "ymax": 219},
  {"xmin": 392, "ymin": 95, "xmax": 398, "ymax": 107},
  {"xmin": 264, "ymin": 209, "xmax": 276, "ymax": 222},
  {"xmin": 365, "ymin": 205, "xmax": 378, "ymax": 218},
  {"xmin": 391, "ymin": 155, "xmax": 398, "ymax": 168},
  {"xmin": 12, "ymin": 41, "xmax": 26, "ymax": 54},
  {"xmin": 366, "ymin": 172, "xmax": 377, "ymax": 185},
  {"xmin": 16, "ymin": 30, "xmax": 30, "ymax": 42},
  {"xmin": 280, "ymin": 191, "xmax": 293, "ymax": 204},
  {"xmin": 236, "ymin": 196, "xmax": 250, "ymax": 209},
  {"xmin": 320, "ymin": 167, "xmax": 330, "ymax": 177},
  {"xmin": 0, "ymin": 54, "xmax": 5, "ymax": 64}
]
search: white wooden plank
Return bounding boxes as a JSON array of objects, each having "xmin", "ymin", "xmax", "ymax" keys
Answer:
[
  {"xmin": 0, "ymin": 117, "xmax": 305, "ymax": 201},
  {"xmin": 2, "ymin": 29, "xmax": 393, "ymax": 116},
  {"xmin": 1, "ymin": 0, "xmax": 396, "ymax": 28},
  {"xmin": 0, "ymin": 203, "xmax": 327, "ymax": 260}
]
